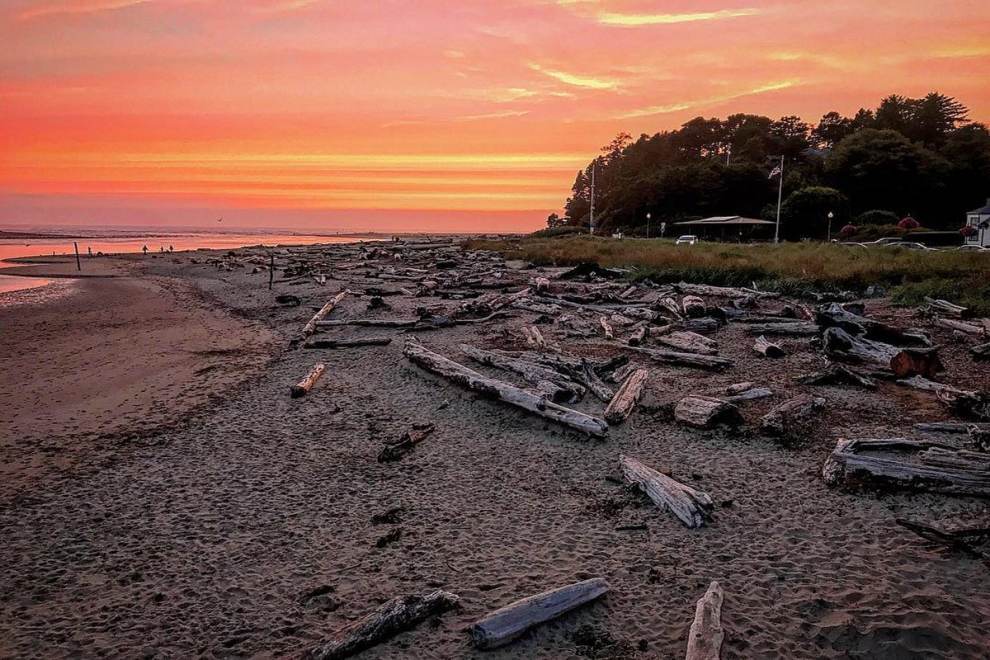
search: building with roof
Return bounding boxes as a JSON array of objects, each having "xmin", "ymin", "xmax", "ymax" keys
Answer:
[
  {"xmin": 672, "ymin": 216, "xmax": 775, "ymax": 241},
  {"xmin": 965, "ymin": 199, "xmax": 990, "ymax": 247}
]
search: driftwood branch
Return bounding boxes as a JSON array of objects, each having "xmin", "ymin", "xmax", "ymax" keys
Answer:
[
  {"xmin": 291, "ymin": 363, "xmax": 326, "ymax": 398},
  {"xmin": 620, "ymin": 455, "xmax": 713, "ymax": 528},
  {"xmin": 604, "ymin": 368, "xmax": 648, "ymax": 424},
  {"xmin": 685, "ymin": 581, "xmax": 725, "ymax": 660}
]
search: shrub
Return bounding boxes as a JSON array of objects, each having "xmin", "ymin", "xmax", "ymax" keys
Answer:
[{"xmin": 855, "ymin": 210, "xmax": 899, "ymax": 225}]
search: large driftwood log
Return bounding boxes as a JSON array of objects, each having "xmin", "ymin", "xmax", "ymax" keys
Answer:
[
  {"xmin": 752, "ymin": 335, "xmax": 785, "ymax": 358},
  {"xmin": 604, "ymin": 369, "xmax": 648, "ymax": 424},
  {"xmin": 404, "ymin": 342, "xmax": 608, "ymax": 437},
  {"xmin": 889, "ymin": 347, "xmax": 943, "ymax": 379},
  {"xmin": 817, "ymin": 302, "xmax": 930, "ymax": 346},
  {"xmin": 685, "ymin": 581, "xmax": 725, "ymax": 660},
  {"xmin": 795, "ymin": 364, "xmax": 876, "ymax": 389},
  {"xmin": 469, "ymin": 579, "xmax": 609, "ymax": 649},
  {"xmin": 629, "ymin": 346, "xmax": 733, "ymax": 371},
  {"xmin": 654, "ymin": 329, "xmax": 718, "ymax": 355},
  {"xmin": 760, "ymin": 395, "xmax": 825, "ymax": 442},
  {"xmin": 743, "ymin": 321, "xmax": 818, "ymax": 336},
  {"xmin": 822, "ymin": 438, "xmax": 990, "ymax": 496},
  {"xmin": 291, "ymin": 363, "xmax": 326, "ymax": 398},
  {"xmin": 675, "ymin": 282, "xmax": 779, "ymax": 299},
  {"xmin": 304, "ymin": 590, "xmax": 460, "ymax": 660},
  {"xmin": 924, "ymin": 297, "xmax": 968, "ymax": 319},
  {"xmin": 619, "ymin": 455, "xmax": 713, "ymax": 528},
  {"xmin": 822, "ymin": 326, "xmax": 900, "ymax": 365},
  {"xmin": 305, "ymin": 337, "xmax": 392, "ymax": 349},
  {"xmin": 935, "ymin": 317, "xmax": 984, "ymax": 336},
  {"xmin": 459, "ymin": 344, "xmax": 585, "ymax": 403},
  {"xmin": 300, "ymin": 290, "xmax": 348, "ymax": 342},
  {"xmin": 674, "ymin": 395, "xmax": 743, "ymax": 429}
]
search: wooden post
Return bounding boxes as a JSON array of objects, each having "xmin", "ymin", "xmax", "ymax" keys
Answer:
[
  {"xmin": 269, "ymin": 254, "xmax": 274, "ymax": 290},
  {"xmin": 73, "ymin": 241, "xmax": 81, "ymax": 271}
]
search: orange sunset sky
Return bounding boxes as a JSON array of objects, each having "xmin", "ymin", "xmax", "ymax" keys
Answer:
[{"xmin": 2, "ymin": 0, "xmax": 989, "ymax": 233}]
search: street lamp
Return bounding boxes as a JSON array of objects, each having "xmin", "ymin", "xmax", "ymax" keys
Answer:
[
  {"xmin": 646, "ymin": 212, "xmax": 651, "ymax": 239},
  {"xmin": 827, "ymin": 211, "xmax": 835, "ymax": 242}
]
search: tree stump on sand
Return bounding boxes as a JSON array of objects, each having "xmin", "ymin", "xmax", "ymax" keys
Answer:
[{"xmin": 674, "ymin": 395, "xmax": 742, "ymax": 429}]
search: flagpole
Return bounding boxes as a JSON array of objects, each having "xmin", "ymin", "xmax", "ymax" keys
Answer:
[
  {"xmin": 774, "ymin": 155, "xmax": 784, "ymax": 244},
  {"xmin": 589, "ymin": 162, "xmax": 596, "ymax": 235}
]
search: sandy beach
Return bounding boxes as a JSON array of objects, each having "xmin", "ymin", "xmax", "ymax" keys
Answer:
[{"xmin": 1, "ymin": 243, "xmax": 988, "ymax": 659}]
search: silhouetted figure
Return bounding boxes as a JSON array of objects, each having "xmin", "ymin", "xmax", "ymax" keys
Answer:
[{"xmin": 142, "ymin": 245, "xmax": 148, "ymax": 255}]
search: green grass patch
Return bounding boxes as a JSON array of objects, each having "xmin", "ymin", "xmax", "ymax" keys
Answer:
[{"xmin": 465, "ymin": 235, "xmax": 990, "ymax": 315}]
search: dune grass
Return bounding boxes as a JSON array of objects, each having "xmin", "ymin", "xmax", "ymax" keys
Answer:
[{"xmin": 465, "ymin": 235, "xmax": 990, "ymax": 315}]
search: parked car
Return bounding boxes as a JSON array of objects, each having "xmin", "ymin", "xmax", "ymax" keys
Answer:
[
  {"xmin": 956, "ymin": 244, "xmax": 988, "ymax": 252},
  {"xmin": 867, "ymin": 237, "xmax": 906, "ymax": 245},
  {"xmin": 891, "ymin": 242, "xmax": 938, "ymax": 251},
  {"xmin": 675, "ymin": 235, "xmax": 698, "ymax": 245},
  {"xmin": 839, "ymin": 242, "xmax": 868, "ymax": 248}
]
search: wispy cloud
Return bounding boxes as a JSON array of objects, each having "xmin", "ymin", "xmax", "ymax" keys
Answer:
[
  {"xmin": 596, "ymin": 7, "xmax": 761, "ymax": 27},
  {"xmin": 456, "ymin": 109, "xmax": 529, "ymax": 121},
  {"xmin": 616, "ymin": 79, "xmax": 800, "ymax": 119},
  {"xmin": 18, "ymin": 0, "xmax": 152, "ymax": 20},
  {"xmin": 528, "ymin": 63, "xmax": 619, "ymax": 90}
]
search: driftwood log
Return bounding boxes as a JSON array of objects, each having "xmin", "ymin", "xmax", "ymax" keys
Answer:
[
  {"xmin": 599, "ymin": 316, "xmax": 615, "ymax": 340},
  {"xmin": 822, "ymin": 326, "xmax": 941, "ymax": 378},
  {"xmin": 604, "ymin": 368, "xmax": 649, "ymax": 424},
  {"xmin": 318, "ymin": 318, "xmax": 417, "ymax": 328},
  {"xmin": 744, "ymin": 321, "xmax": 817, "ymax": 336},
  {"xmin": 896, "ymin": 518, "xmax": 987, "ymax": 559},
  {"xmin": 304, "ymin": 337, "xmax": 392, "ymax": 349},
  {"xmin": 724, "ymin": 387, "xmax": 773, "ymax": 404},
  {"xmin": 378, "ymin": 424, "xmax": 436, "ymax": 463},
  {"xmin": 795, "ymin": 364, "xmax": 876, "ymax": 389},
  {"xmin": 300, "ymin": 290, "xmax": 348, "ymax": 342},
  {"xmin": 469, "ymin": 578, "xmax": 609, "ymax": 649},
  {"xmin": 685, "ymin": 581, "xmax": 725, "ymax": 660},
  {"xmin": 822, "ymin": 437, "xmax": 990, "ymax": 496},
  {"xmin": 817, "ymin": 302, "xmax": 930, "ymax": 346},
  {"xmin": 654, "ymin": 329, "xmax": 718, "ymax": 355},
  {"xmin": 674, "ymin": 395, "xmax": 742, "ymax": 429},
  {"xmin": 404, "ymin": 342, "xmax": 608, "ymax": 437},
  {"xmin": 628, "ymin": 325, "xmax": 648, "ymax": 346},
  {"xmin": 629, "ymin": 346, "xmax": 732, "ymax": 371},
  {"xmin": 304, "ymin": 590, "xmax": 460, "ymax": 660},
  {"xmin": 682, "ymin": 295, "xmax": 707, "ymax": 318},
  {"xmin": 935, "ymin": 317, "xmax": 984, "ymax": 336},
  {"xmin": 972, "ymin": 342, "xmax": 990, "ymax": 360},
  {"xmin": 752, "ymin": 335, "xmax": 785, "ymax": 358},
  {"xmin": 619, "ymin": 455, "xmax": 713, "ymax": 528},
  {"xmin": 924, "ymin": 297, "xmax": 968, "ymax": 319},
  {"xmin": 291, "ymin": 363, "xmax": 326, "ymax": 398},
  {"xmin": 459, "ymin": 344, "xmax": 585, "ymax": 403},
  {"xmin": 760, "ymin": 395, "xmax": 825, "ymax": 443},
  {"xmin": 675, "ymin": 282, "xmax": 779, "ymax": 299}
]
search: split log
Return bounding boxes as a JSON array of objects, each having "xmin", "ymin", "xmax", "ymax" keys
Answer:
[
  {"xmin": 469, "ymin": 578, "xmax": 609, "ymax": 649},
  {"xmin": 304, "ymin": 590, "xmax": 460, "ymax": 660},
  {"xmin": 458, "ymin": 344, "xmax": 585, "ymax": 403},
  {"xmin": 897, "ymin": 376, "xmax": 989, "ymax": 420},
  {"xmin": 936, "ymin": 317, "xmax": 985, "ymax": 336},
  {"xmin": 760, "ymin": 395, "xmax": 825, "ymax": 443},
  {"xmin": 685, "ymin": 581, "xmax": 725, "ymax": 660},
  {"xmin": 599, "ymin": 316, "xmax": 615, "ymax": 340},
  {"xmin": 300, "ymin": 290, "xmax": 348, "ymax": 341},
  {"xmin": 743, "ymin": 321, "xmax": 818, "ymax": 336},
  {"xmin": 629, "ymin": 346, "xmax": 733, "ymax": 371},
  {"xmin": 304, "ymin": 337, "xmax": 392, "ymax": 349},
  {"xmin": 724, "ymin": 387, "xmax": 773, "ymax": 404},
  {"xmin": 923, "ymin": 297, "xmax": 968, "ymax": 319},
  {"xmin": 822, "ymin": 437, "xmax": 990, "ymax": 497},
  {"xmin": 291, "ymin": 363, "xmax": 326, "ymax": 398},
  {"xmin": 404, "ymin": 342, "xmax": 608, "ymax": 437},
  {"xmin": 628, "ymin": 325, "xmax": 648, "ymax": 346},
  {"xmin": 604, "ymin": 369, "xmax": 648, "ymax": 424},
  {"xmin": 752, "ymin": 335, "xmax": 785, "ymax": 358},
  {"xmin": 795, "ymin": 364, "xmax": 876, "ymax": 389},
  {"xmin": 682, "ymin": 295, "xmax": 707, "ymax": 318},
  {"xmin": 674, "ymin": 395, "xmax": 743, "ymax": 429},
  {"xmin": 675, "ymin": 282, "xmax": 779, "ymax": 299},
  {"xmin": 619, "ymin": 455, "xmax": 713, "ymax": 528},
  {"xmin": 654, "ymin": 330, "xmax": 718, "ymax": 355},
  {"xmin": 970, "ymin": 342, "xmax": 990, "ymax": 360},
  {"xmin": 378, "ymin": 424, "xmax": 436, "ymax": 463}
]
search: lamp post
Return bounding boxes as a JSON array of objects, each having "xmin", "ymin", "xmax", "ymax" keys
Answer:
[
  {"xmin": 827, "ymin": 211, "xmax": 835, "ymax": 242},
  {"xmin": 646, "ymin": 212, "xmax": 651, "ymax": 239}
]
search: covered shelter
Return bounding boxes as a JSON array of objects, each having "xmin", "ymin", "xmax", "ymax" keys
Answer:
[
  {"xmin": 672, "ymin": 216, "xmax": 775, "ymax": 242},
  {"xmin": 964, "ymin": 199, "xmax": 990, "ymax": 247}
]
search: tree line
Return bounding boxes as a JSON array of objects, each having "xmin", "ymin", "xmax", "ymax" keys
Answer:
[{"xmin": 555, "ymin": 92, "xmax": 990, "ymax": 239}]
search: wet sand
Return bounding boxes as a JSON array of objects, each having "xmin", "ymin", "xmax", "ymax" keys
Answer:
[{"xmin": 0, "ymin": 247, "xmax": 988, "ymax": 659}]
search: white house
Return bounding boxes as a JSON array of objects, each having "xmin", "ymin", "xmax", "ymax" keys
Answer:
[{"xmin": 965, "ymin": 198, "xmax": 990, "ymax": 247}]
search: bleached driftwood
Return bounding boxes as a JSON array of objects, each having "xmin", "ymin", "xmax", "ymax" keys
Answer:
[
  {"xmin": 795, "ymin": 364, "xmax": 875, "ymax": 389},
  {"xmin": 304, "ymin": 590, "xmax": 460, "ymax": 660},
  {"xmin": 682, "ymin": 295, "xmax": 707, "ymax": 318},
  {"xmin": 521, "ymin": 325, "xmax": 547, "ymax": 350},
  {"xmin": 743, "ymin": 321, "xmax": 817, "ymax": 336},
  {"xmin": 685, "ymin": 581, "xmax": 725, "ymax": 660},
  {"xmin": 318, "ymin": 318, "xmax": 418, "ymax": 328},
  {"xmin": 935, "ymin": 317, "xmax": 984, "ymax": 336},
  {"xmin": 304, "ymin": 337, "xmax": 392, "ymax": 349},
  {"xmin": 674, "ymin": 395, "xmax": 742, "ymax": 429},
  {"xmin": 817, "ymin": 302, "xmax": 930, "ymax": 346},
  {"xmin": 300, "ymin": 290, "xmax": 349, "ymax": 341},
  {"xmin": 675, "ymin": 282, "xmax": 779, "ymax": 299},
  {"xmin": 404, "ymin": 342, "xmax": 608, "ymax": 437},
  {"xmin": 619, "ymin": 454, "xmax": 713, "ymax": 528},
  {"xmin": 459, "ymin": 344, "xmax": 585, "ymax": 403},
  {"xmin": 469, "ymin": 578, "xmax": 609, "ymax": 649},
  {"xmin": 604, "ymin": 368, "xmax": 648, "ymax": 424},
  {"xmin": 724, "ymin": 387, "xmax": 773, "ymax": 404},
  {"xmin": 629, "ymin": 346, "xmax": 732, "ymax": 371},
  {"xmin": 752, "ymin": 335, "xmax": 785, "ymax": 358},
  {"xmin": 599, "ymin": 316, "xmax": 615, "ymax": 340},
  {"xmin": 822, "ymin": 437, "xmax": 990, "ymax": 496},
  {"xmin": 291, "ymin": 363, "xmax": 326, "ymax": 398},
  {"xmin": 924, "ymin": 297, "xmax": 968, "ymax": 319},
  {"xmin": 760, "ymin": 395, "xmax": 825, "ymax": 442},
  {"xmin": 823, "ymin": 327, "xmax": 900, "ymax": 365},
  {"xmin": 654, "ymin": 329, "xmax": 718, "ymax": 355}
]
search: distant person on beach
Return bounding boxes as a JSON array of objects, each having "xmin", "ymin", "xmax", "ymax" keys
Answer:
[
  {"xmin": 87, "ymin": 247, "xmax": 92, "ymax": 257},
  {"xmin": 168, "ymin": 245, "xmax": 173, "ymax": 253},
  {"xmin": 142, "ymin": 245, "xmax": 148, "ymax": 255}
]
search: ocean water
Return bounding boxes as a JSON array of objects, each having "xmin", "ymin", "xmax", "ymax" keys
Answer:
[{"xmin": 0, "ymin": 231, "xmax": 363, "ymax": 296}]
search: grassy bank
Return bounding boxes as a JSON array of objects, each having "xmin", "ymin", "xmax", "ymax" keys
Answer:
[{"xmin": 466, "ymin": 235, "xmax": 990, "ymax": 314}]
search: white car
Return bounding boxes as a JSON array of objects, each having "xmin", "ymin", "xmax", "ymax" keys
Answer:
[
  {"xmin": 891, "ymin": 242, "xmax": 938, "ymax": 251},
  {"xmin": 675, "ymin": 235, "xmax": 698, "ymax": 245},
  {"xmin": 957, "ymin": 244, "xmax": 987, "ymax": 252}
]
